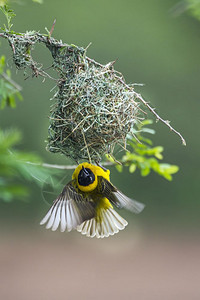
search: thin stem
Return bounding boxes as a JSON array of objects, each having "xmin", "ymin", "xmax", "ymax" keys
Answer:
[
  {"xmin": 82, "ymin": 130, "xmax": 92, "ymax": 164},
  {"xmin": 135, "ymin": 92, "xmax": 186, "ymax": 146},
  {"xmin": 1, "ymin": 72, "xmax": 22, "ymax": 91},
  {"xmin": 116, "ymin": 76, "xmax": 186, "ymax": 146},
  {"xmin": 25, "ymin": 161, "xmax": 114, "ymax": 170},
  {"xmin": 49, "ymin": 19, "xmax": 56, "ymax": 37}
]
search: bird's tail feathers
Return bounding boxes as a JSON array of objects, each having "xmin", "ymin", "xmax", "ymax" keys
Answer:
[{"xmin": 76, "ymin": 207, "xmax": 128, "ymax": 238}]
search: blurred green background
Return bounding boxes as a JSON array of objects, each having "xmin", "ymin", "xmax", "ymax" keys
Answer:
[{"xmin": 0, "ymin": 1, "xmax": 200, "ymax": 299}]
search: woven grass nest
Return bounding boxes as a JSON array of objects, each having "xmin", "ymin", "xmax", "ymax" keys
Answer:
[
  {"xmin": 3, "ymin": 31, "xmax": 185, "ymax": 164},
  {"xmin": 47, "ymin": 44, "xmax": 142, "ymax": 162}
]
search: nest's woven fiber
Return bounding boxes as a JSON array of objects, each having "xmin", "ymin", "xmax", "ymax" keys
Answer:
[
  {"xmin": 6, "ymin": 33, "xmax": 143, "ymax": 162},
  {"xmin": 46, "ymin": 44, "xmax": 141, "ymax": 162}
]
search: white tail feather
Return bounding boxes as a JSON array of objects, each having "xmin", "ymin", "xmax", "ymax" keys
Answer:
[{"xmin": 76, "ymin": 207, "xmax": 128, "ymax": 238}]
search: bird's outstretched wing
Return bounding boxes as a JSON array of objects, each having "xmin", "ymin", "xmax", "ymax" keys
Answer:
[
  {"xmin": 98, "ymin": 177, "xmax": 145, "ymax": 214},
  {"xmin": 40, "ymin": 180, "xmax": 96, "ymax": 232}
]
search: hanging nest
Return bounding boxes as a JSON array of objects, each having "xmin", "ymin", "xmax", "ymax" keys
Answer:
[
  {"xmin": 2, "ymin": 31, "xmax": 185, "ymax": 163},
  {"xmin": 46, "ymin": 43, "xmax": 142, "ymax": 162}
]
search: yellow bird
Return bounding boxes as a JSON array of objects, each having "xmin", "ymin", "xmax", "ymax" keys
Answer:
[{"xmin": 40, "ymin": 162, "xmax": 145, "ymax": 238}]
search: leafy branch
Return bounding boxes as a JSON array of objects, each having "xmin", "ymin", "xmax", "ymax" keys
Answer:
[
  {"xmin": 0, "ymin": 55, "xmax": 23, "ymax": 109},
  {"xmin": 0, "ymin": 128, "xmax": 60, "ymax": 202},
  {"xmin": 106, "ymin": 120, "xmax": 179, "ymax": 181},
  {"xmin": 0, "ymin": 4, "xmax": 15, "ymax": 31}
]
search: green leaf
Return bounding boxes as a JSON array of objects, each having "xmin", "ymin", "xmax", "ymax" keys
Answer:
[
  {"xmin": 16, "ymin": 91, "xmax": 23, "ymax": 101},
  {"xmin": 185, "ymin": 0, "xmax": 200, "ymax": 20},
  {"xmin": 0, "ymin": 1, "xmax": 8, "ymax": 7},
  {"xmin": 151, "ymin": 163, "xmax": 179, "ymax": 181},
  {"xmin": 159, "ymin": 164, "xmax": 179, "ymax": 175},
  {"xmin": 129, "ymin": 163, "xmax": 136, "ymax": 173},
  {"xmin": 122, "ymin": 152, "xmax": 144, "ymax": 163},
  {"xmin": 105, "ymin": 154, "xmax": 115, "ymax": 163},
  {"xmin": 141, "ymin": 167, "xmax": 151, "ymax": 176},
  {"xmin": 7, "ymin": 94, "xmax": 16, "ymax": 108},
  {"xmin": 141, "ymin": 128, "xmax": 155, "ymax": 135},
  {"xmin": 0, "ymin": 128, "xmax": 21, "ymax": 150},
  {"xmin": 115, "ymin": 164, "xmax": 123, "ymax": 172},
  {"xmin": 140, "ymin": 119, "xmax": 154, "ymax": 126},
  {"xmin": 138, "ymin": 136, "xmax": 153, "ymax": 145},
  {"xmin": 0, "ymin": 55, "xmax": 5, "ymax": 73},
  {"xmin": 139, "ymin": 161, "xmax": 151, "ymax": 177},
  {"xmin": 32, "ymin": 0, "xmax": 43, "ymax": 3}
]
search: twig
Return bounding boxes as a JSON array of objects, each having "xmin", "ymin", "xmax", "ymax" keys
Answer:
[
  {"xmin": 25, "ymin": 161, "xmax": 114, "ymax": 170},
  {"xmin": 1, "ymin": 72, "xmax": 22, "ymax": 91},
  {"xmin": 26, "ymin": 161, "xmax": 78, "ymax": 170},
  {"xmin": 136, "ymin": 93, "xmax": 186, "ymax": 145},
  {"xmin": 49, "ymin": 19, "xmax": 56, "ymax": 37},
  {"xmin": 82, "ymin": 130, "xmax": 92, "ymax": 164},
  {"xmin": 116, "ymin": 76, "xmax": 186, "ymax": 146},
  {"xmin": 85, "ymin": 42, "xmax": 92, "ymax": 51}
]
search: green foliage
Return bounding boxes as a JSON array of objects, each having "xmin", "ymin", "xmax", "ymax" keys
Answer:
[
  {"xmin": 0, "ymin": 128, "xmax": 58, "ymax": 202},
  {"xmin": 186, "ymin": 0, "xmax": 200, "ymax": 20},
  {"xmin": 0, "ymin": 4, "xmax": 15, "ymax": 31},
  {"xmin": 0, "ymin": 0, "xmax": 7, "ymax": 7},
  {"xmin": 0, "ymin": 1, "xmax": 42, "ymax": 8},
  {"xmin": 32, "ymin": 0, "xmax": 43, "ymax": 4},
  {"xmin": 0, "ymin": 55, "xmax": 23, "ymax": 109},
  {"xmin": 174, "ymin": 0, "xmax": 200, "ymax": 20},
  {"xmin": 106, "ymin": 120, "xmax": 179, "ymax": 181}
]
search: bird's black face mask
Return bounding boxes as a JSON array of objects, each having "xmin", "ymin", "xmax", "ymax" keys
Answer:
[{"xmin": 78, "ymin": 167, "xmax": 95, "ymax": 187}]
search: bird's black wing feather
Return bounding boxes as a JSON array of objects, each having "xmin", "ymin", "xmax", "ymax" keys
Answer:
[{"xmin": 98, "ymin": 176, "xmax": 145, "ymax": 214}]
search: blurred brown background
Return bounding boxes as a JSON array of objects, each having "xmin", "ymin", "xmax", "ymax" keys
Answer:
[{"xmin": 0, "ymin": 0, "xmax": 200, "ymax": 299}]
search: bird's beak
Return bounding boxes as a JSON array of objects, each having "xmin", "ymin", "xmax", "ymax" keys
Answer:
[{"xmin": 81, "ymin": 166, "xmax": 89, "ymax": 177}]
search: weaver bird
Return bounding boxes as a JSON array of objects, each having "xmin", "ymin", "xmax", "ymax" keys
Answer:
[{"xmin": 40, "ymin": 162, "xmax": 145, "ymax": 238}]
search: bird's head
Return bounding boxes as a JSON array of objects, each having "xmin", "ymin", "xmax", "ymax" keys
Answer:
[{"xmin": 78, "ymin": 166, "xmax": 95, "ymax": 187}]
